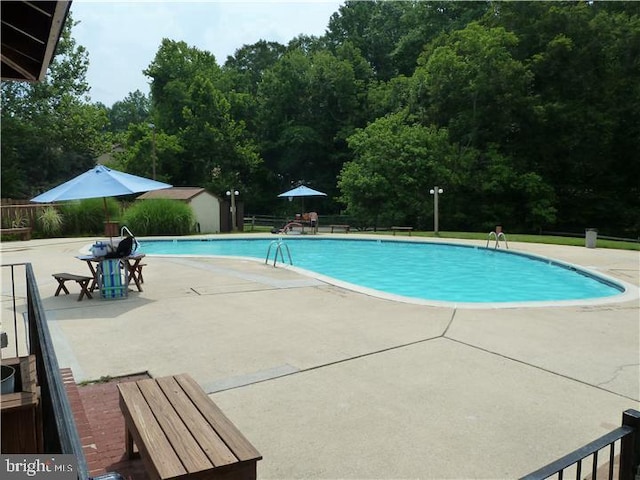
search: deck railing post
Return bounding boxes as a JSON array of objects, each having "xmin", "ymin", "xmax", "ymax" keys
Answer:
[{"xmin": 620, "ymin": 409, "xmax": 640, "ymax": 480}]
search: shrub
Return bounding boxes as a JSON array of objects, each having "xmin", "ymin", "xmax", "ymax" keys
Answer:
[
  {"xmin": 60, "ymin": 198, "xmax": 121, "ymax": 235},
  {"xmin": 37, "ymin": 206, "xmax": 64, "ymax": 237},
  {"xmin": 122, "ymin": 199, "xmax": 195, "ymax": 236},
  {"xmin": 2, "ymin": 210, "xmax": 29, "ymax": 228}
]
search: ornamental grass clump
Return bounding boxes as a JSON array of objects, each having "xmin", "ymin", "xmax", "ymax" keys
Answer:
[
  {"xmin": 37, "ymin": 206, "xmax": 64, "ymax": 237},
  {"xmin": 122, "ymin": 199, "xmax": 195, "ymax": 236},
  {"xmin": 60, "ymin": 198, "xmax": 120, "ymax": 235}
]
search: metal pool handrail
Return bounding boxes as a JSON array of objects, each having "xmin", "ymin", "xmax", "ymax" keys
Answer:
[{"xmin": 265, "ymin": 239, "xmax": 293, "ymax": 267}]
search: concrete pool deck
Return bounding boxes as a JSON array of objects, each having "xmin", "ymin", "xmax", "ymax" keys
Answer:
[{"xmin": 1, "ymin": 234, "xmax": 639, "ymax": 478}]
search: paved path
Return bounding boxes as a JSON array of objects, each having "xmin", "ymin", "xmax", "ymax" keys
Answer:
[{"xmin": 1, "ymin": 235, "xmax": 638, "ymax": 478}]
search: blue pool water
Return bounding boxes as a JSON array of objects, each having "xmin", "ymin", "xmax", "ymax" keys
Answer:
[{"xmin": 139, "ymin": 238, "xmax": 623, "ymax": 304}]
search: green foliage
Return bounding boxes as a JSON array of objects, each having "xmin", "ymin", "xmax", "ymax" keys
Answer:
[
  {"xmin": 59, "ymin": 198, "xmax": 121, "ymax": 236},
  {"xmin": 412, "ymin": 22, "xmax": 533, "ymax": 149},
  {"xmin": 255, "ymin": 47, "xmax": 367, "ymax": 208},
  {"xmin": 37, "ymin": 207, "xmax": 64, "ymax": 237},
  {"xmin": 339, "ymin": 111, "xmax": 464, "ymax": 229},
  {"xmin": 135, "ymin": 39, "xmax": 262, "ymax": 199},
  {"xmin": 122, "ymin": 199, "xmax": 195, "ymax": 236},
  {"xmin": 107, "ymin": 90, "xmax": 151, "ymax": 131},
  {"xmin": 0, "ymin": 12, "xmax": 109, "ymax": 198},
  {"xmin": 3, "ymin": 2, "xmax": 638, "ymax": 239},
  {"xmin": 2, "ymin": 210, "xmax": 29, "ymax": 229},
  {"xmin": 363, "ymin": 230, "xmax": 639, "ymax": 251}
]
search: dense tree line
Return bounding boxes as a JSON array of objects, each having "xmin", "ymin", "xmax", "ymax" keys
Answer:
[{"xmin": 2, "ymin": 2, "xmax": 638, "ymax": 236}]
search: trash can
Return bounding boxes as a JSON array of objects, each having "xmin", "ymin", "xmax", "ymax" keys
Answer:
[
  {"xmin": 104, "ymin": 221, "xmax": 119, "ymax": 237},
  {"xmin": 1, "ymin": 365, "xmax": 16, "ymax": 394},
  {"xmin": 585, "ymin": 228, "xmax": 598, "ymax": 248}
]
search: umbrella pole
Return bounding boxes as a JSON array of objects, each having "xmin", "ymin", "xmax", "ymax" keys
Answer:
[{"xmin": 103, "ymin": 197, "xmax": 114, "ymax": 246}]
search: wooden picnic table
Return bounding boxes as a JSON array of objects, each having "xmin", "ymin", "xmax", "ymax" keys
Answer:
[{"xmin": 76, "ymin": 252, "xmax": 146, "ymax": 292}]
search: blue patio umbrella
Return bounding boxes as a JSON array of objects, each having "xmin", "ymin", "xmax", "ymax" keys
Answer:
[
  {"xmin": 277, "ymin": 185, "xmax": 327, "ymax": 199},
  {"xmin": 31, "ymin": 164, "xmax": 171, "ymax": 202},
  {"xmin": 278, "ymin": 185, "xmax": 327, "ymax": 214},
  {"xmin": 31, "ymin": 164, "xmax": 172, "ymax": 238}
]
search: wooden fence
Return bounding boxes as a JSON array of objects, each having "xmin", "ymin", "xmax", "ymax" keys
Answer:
[{"xmin": 1, "ymin": 202, "xmax": 57, "ymax": 229}]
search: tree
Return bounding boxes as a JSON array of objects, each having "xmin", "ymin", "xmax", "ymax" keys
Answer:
[
  {"xmin": 107, "ymin": 90, "xmax": 151, "ymax": 132},
  {"xmin": 326, "ymin": 1, "xmax": 489, "ymax": 80},
  {"xmin": 411, "ymin": 22, "xmax": 533, "ymax": 151},
  {"xmin": 221, "ymin": 40, "xmax": 287, "ymax": 137},
  {"xmin": 1, "ymin": 12, "xmax": 108, "ymax": 198},
  {"xmin": 339, "ymin": 111, "xmax": 466, "ymax": 229},
  {"xmin": 139, "ymin": 40, "xmax": 262, "ymax": 201},
  {"xmin": 256, "ymin": 47, "xmax": 366, "ymax": 205},
  {"xmin": 326, "ymin": 0, "xmax": 413, "ymax": 80}
]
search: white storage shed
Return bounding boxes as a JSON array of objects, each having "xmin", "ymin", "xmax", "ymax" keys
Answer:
[{"xmin": 138, "ymin": 187, "xmax": 221, "ymax": 233}]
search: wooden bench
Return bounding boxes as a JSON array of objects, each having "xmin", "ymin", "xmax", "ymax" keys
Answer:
[
  {"xmin": 0, "ymin": 227, "xmax": 32, "ymax": 240},
  {"xmin": 118, "ymin": 374, "xmax": 262, "ymax": 480},
  {"xmin": 52, "ymin": 273, "xmax": 93, "ymax": 301},
  {"xmin": 329, "ymin": 224, "xmax": 350, "ymax": 233},
  {"xmin": 391, "ymin": 226, "xmax": 413, "ymax": 236}
]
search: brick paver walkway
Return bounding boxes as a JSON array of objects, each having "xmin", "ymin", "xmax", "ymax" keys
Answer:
[{"xmin": 63, "ymin": 368, "xmax": 149, "ymax": 480}]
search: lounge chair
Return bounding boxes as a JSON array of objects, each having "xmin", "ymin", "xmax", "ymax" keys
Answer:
[{"xmin": 98, "ymin": 258, "xmax": 128, "ymax": 299}]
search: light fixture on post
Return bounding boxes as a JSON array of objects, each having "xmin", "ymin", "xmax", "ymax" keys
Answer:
[
  {"xmin": 148, "ymin": 123, "xmax": 157, "ymax": 180},
  {"xmin": 429, "ymin": 186, "xmax": 444, "ymax": 234},
  {"xmin": 226, "ymin": 188, "xmax": 240, "ymax": 232}
]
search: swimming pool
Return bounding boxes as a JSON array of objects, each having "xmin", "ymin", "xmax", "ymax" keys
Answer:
[{"xmin": 138, "ymin": 237, "xmax": 627, "ymax": 306}]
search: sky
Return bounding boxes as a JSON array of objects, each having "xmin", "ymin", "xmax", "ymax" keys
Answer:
[{"xmin": 70, "ymin": 1, "xmax": 345, "ymax": 107}]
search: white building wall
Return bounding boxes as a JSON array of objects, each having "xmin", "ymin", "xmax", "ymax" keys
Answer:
[{"xmin": 190, "ymin": 193, "xmax": 220, "ymax": 233}]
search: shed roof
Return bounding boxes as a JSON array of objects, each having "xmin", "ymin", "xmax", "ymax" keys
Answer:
[{"xmin": 138, "ymin": 187, "xmax": 210, "ymax": 201}]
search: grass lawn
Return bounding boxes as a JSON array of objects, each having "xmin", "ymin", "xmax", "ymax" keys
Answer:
[
  {"xmin": 241, "ymin": 225, "xmax": 639, "ymax": 251},
  {"xmin": 400, "ymin": 231, "xmax": 640, "ymax": 251}
]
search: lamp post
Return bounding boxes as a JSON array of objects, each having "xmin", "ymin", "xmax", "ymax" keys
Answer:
[
  {"xmin": 429, "ymin": 186, "xmax": 444, "ymax": 234},
  {"xmin": 226, "ymin": 188, "xmax": 239, "ymax": 232},
  {"xmin": 148, "ymin": 123, "xmax": 157, "ymax": 180}
]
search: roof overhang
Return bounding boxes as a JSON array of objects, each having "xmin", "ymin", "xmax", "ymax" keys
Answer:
[{"xmin": 1, "ymin": 1, "xmax": 72, "ymax": 82}]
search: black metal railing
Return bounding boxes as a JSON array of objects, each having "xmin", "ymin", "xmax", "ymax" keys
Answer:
[
  {"xmin": 2, "ymin": 262, "xmax": 89, "ymax": 479},
  {"xmin": 521, "ymin": 409, "xmax": 640, "ymax": 480}
]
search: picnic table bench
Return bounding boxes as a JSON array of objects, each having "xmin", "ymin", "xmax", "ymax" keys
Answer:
[
  {"xmin": 118, "ymin": 373, "xmax": 262, "ymax": 480},
  {"xmin": 52, "ymin": 273, "xmax": 93, "ymax": 301},
  {"xmin": 329, "ymin": 224, "xmax": 350, "ymax": 233},
  {"xmin": 391, "ymin": 226, "xmax": 413, "ymax": 236},
  {"xmin": 0, "ymin": 227, "xmax": 32, "ymax": 240}
]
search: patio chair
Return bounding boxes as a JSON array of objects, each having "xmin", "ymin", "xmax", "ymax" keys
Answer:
[{"xmin": 98, "ymin": 258, "xmax": 128, "ymax": 299}]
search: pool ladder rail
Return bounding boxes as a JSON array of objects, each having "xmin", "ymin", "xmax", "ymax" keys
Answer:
[
  {"xmin": 265, "ymin": 239, "xmax": 293, "ymax": 267},
  {"xmin": 120, "ymin": 225, "xmax": 135, "ymax": 238},
  {"xmin": 486, "ymin": 230, "xmax": 509, "ymax": 249},
  {"xmin": 120, "ymin": 225, "xmax": 140, "ymax": 252}
]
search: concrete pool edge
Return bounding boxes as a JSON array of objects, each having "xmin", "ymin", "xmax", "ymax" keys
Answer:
[{"xmin": 133, "ymin": 234, "xmax": 640, "ymax": 310}]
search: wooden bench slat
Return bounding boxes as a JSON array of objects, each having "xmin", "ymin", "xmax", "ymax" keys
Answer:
[
  {"xmin": 118, "ymin": 382, "xmax": 188, "ymax": 479},
  {"xmin": 137, "ymin": 378, "xmax": 213, "ymax": 473},
  {"xmin": 157, "ymin": 376, "xmax": 239, "ymax": 468},
  {"xmin": 53, "ymin": 273, "xmax": 92, "ymax": 282},
  {"xmin": 175, "ymin": 374, "xmax": 263, "ymax": 463}
]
